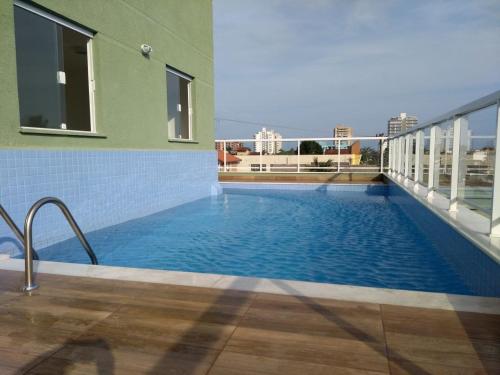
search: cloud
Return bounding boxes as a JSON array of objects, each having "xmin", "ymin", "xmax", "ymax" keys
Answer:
[{"xmin": 214, "ymin": 0, "xmax": 500, "ymax": 138}]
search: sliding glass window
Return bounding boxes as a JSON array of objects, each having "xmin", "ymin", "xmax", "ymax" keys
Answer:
[
  {"xmin": 167, "ymin": 67, "xmax": 193, "ymax": 140},
  {"xmin": 14, "ymin": 3, "xmax": 95, "ymax": 132}
]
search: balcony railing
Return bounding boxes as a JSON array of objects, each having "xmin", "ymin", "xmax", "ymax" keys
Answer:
[
  {"xmin": 215, "ymin": 136, "xmax": 387, "ymax": 174},
  {"xmin": 387, "ymin": 90, "xmax": 500, "ymax": 238}
]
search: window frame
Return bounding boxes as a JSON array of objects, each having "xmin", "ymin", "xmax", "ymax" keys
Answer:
[
  {"xmin": 14, "ymin": 1, "xmax": 97, "ymax": 135},
  {"xmin": 166, "ymin": 66, "xmax": 194, "ymax": 141}
]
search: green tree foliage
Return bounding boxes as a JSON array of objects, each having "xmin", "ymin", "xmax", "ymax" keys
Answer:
[
  {"xmin": 300, "ymin": 141, "xmax": 323, "ymax": 155},
  {"xmin": 360, "ymin": 147, "xmax": 380, "ymax": 165},
  {"xmin": 277, "ymin": 148, "xmax": 297, "ymax": 155}
]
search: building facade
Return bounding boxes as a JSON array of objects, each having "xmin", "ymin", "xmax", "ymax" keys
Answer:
[
  {"xmin": 215, "ymin": 141, "xmax": 243, "ymax": 151},
  {"xmin": 333, "ymin": 125, "xmax": 353, "ymax": 149},
  {"xmin": 387, "ymin": 113, "xmax": 417, "ymax": 136},
  {"xmin": 253, "ymin": 128, "xmax": 283, "ymax": 154},
  {"xmin": 0, "ymin": 0, "xmax": 217, "ymax": 255}
]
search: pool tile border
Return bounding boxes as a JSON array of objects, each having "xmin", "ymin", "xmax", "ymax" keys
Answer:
[
  {"xmin": 1, "ymin": 258, "xmax": 499, "ymax": 315},
  {"xmin": 220, "ymin": 181, "xmax": 385, "ymax": 192}
]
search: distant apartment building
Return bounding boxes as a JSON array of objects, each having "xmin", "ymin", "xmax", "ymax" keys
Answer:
[
  {"xmin": 254, "ymin": 128, "xmax": 283, "ymax": 154},
  {"xmin": 334, "ymin": 125, "xmax": 353, "ymax": 149},
  {"xmin": 387, "ymin": 113, "xmax": 417, "ymax": 136},
  {"xmin": 215, "ymin": 141, "xmax": 243, "ymax": 151}
]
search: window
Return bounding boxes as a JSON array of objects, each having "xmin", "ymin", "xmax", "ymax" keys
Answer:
[
  {"xmin": 251, "ymin": 164, "xmax": 266, "ymax": 171},
  {"xmin": 14, "ymin": 2, "xmax": 95, "ymax": 132},
  {"xmin": 167, "ymin": 67, "xmax": 193, "ymax": 140}
]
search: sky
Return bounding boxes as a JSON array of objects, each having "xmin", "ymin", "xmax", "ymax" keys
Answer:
[{"xmin": 213, "ymin": 0, "xmax": 500, "ymax": 139}]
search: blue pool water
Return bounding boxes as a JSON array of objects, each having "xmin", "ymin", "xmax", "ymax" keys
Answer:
[{"xmin": 29, "ymin": 184, "xmax": 500, "ymax": 297}]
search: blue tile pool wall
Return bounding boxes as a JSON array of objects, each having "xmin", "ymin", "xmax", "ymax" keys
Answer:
[
  {"xmin": 0, "ymin": 149, "xmax": 219, "ymax": 256},
  {"xmin": 387, "ymin": 182, "xmax": 500, "ymax": 296},
  {"xmin": 221, "ymin": 182, "xmax": 388, "ymax": 194}
]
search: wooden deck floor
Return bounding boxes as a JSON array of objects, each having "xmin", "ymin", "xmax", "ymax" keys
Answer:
[{"xmin": 0, "ymin": 270, "xmax": 498, "ymax": 374}]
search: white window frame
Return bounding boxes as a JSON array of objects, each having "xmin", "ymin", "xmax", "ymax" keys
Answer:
[
  {"xmin": 14, "ymin": 1, "xmax": 97, "ymax": 134},
  {"xmin": 166, "ymin": 66, "xmax": 194, "ymax": 141}
]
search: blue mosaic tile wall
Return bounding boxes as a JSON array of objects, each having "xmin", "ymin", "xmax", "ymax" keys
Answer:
[
  {"xmin": 221, "ymin": 182, "xmax": 387, "ymax": 194},
  {"xmin": 387, "ymin": 181, "xmax": 500, "ymax": 297},
  {"xmin": 0, "ymin": 149, "xmax": 219, "ymax": 256}
]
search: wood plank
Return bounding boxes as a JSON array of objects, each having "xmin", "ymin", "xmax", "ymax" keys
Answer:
[
  {"xmin": 385, "ymin": 332, "xmax": 500, "ymax": 371},
  {"xmin": 252, "ymin": 293, "xmax": 381, "ymax": 317},
  {"xmin": 28, "ymin": 340, "xmax": 219, "ymax": 375},
  {"xmin": 77, "ymin": 308, "xmax": 237, "ymax": 351},
  {"xmin": 240, "ymin": 307, "xmax": 384, "ymax": 343},
  {"xmin": 0, "ymin": 300, "xmax": 114, "ymax": 356},
  {"xmin": 224, "ymin": 327, "xmax": 390, "ymax": 373},
  {"xmin": 389, "ymin": 359, "xmax": 490, "ymax": 375},
  {"xmin": 0, "ymin": 348, "xmax": 47, "ymax": 373},
  {"xmin": 209, "ymin": 351, "xmax": 386, "ymax": 375},
  {"xmin": 381, "ymin": 304, "xmax": 500, "ymax": 342}
]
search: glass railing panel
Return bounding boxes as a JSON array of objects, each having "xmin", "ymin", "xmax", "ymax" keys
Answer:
[
  {"xmin": 422, "ymin": 128, "xmax": 431, "ymax": 185},
  {"xmin": 462, "ymin": 105, "xmax": 496, "ymax": 215},
  {"xmin": 410, "ymin": 136, "xmax": 416, "ymax": 180},
  {"xmin": 438, "ymin": 120, "xmax": 453, "ymax": 198}
]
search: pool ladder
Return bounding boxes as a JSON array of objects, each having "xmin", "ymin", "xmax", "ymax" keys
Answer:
[
  {"xmin": 0, "ymin": 204, "xmax": 39, "ymax": 260},
  {"xmin": 1, "ymin": 197, "xmax": 98, "ymax": 292}
]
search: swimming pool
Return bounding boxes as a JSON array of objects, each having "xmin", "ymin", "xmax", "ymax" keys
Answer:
[{"xmin": 25, "ymin": 183, "xmax": 500, "ymax": 297}]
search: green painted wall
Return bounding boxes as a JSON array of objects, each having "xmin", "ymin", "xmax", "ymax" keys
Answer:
[{"xmin": 0, "ymin": 0, "xmax": 214, "ymax": 150}]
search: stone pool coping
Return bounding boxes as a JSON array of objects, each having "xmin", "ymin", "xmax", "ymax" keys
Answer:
[{"xmin": 1, "ymin": 258, "xmax": 499, "ymax": 315}]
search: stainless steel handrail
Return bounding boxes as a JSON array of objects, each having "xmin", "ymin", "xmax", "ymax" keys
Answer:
[
  {"xmin": 23, "ymin": 197, "xmax": 98, "ymax": 292},
  {"xmin": 0, "ymin": 204, "xmax": 39, "ymax": 260}
]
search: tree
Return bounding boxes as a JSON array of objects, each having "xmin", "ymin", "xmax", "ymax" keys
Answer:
[
  {"xmin": 360, "ymin": 147, "xmax": 379, "ymax": 165},
  {"xmin": 300, "ymin": 141, "xmax": 323, "ymax": 155},
  {"xmin": 277, "ymin": 148, "xmax": 296, "ymax": 155}
]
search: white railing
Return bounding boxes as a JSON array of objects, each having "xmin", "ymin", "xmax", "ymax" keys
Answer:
[
  {"xmin": 387, "ymin": 90, "xmax": 500, "ymax": 237},
  {"xmin": 215, "ymin": 136, "xmax": 387, "ymax": 174}
]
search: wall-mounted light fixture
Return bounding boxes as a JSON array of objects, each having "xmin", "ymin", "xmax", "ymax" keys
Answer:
[{"xmin": 140, "ymin": 44, "xmax": 153, "ymax": 57}]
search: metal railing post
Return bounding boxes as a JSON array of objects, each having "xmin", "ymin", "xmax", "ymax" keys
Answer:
[
  {"xmin": 427, "ymin": 126, "xmax": 441, "ymax": 198},
  {"xmin": 223, "ymin": 141, "xmax": 227, "ymax": 172},
  {"xmin": 380, "ymin": 140, "xmax": 386, "ymax": 173},
  {"xmin": 398, "ymin": 136, "xmax": 405, "ymax": 178},
  {"xmin": 388, "ymin": 139, "xmax": 393, "ymax": 173},
  {"xmin": 414, "ymin": 130, "xmax": 424, "ymax": 188},
  {"xmin": 490, "ymin": 101, "xmax": 500, "ymax": 236},
  {"xmin": 393, "ymin": 138, "xmax": 398, "ymax": 174},
  {"xmin": 266, "ymin": 140, "xmax": 271, "ymax": 172},
  {"xmin": 392, "ymin": 139, "xmax": 397, "ymax": 175},
  {"xmin": 394, "ymin": 138, "xmax": 400, "ymax": 176},
  {"xmin": 449, "ymin": 116, "xmax": 468, "ymax": 212},
  {"xmin": 337, "ymin": 139, "xmax": 341, "ymax": 172},
  {"xmin": 297, "ymin": 140, "xmax": 301, "ymax": 173},
  {"xmin": 404, "ymin": 134, "xmax": 412, "ymax": 181},
  {"xmin": 259, "ymin": 143, "xmax": 263, "ymax": 172}
]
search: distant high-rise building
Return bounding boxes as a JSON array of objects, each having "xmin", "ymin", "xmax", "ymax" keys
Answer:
[
  {"xmin": 254, "ymin": 128, "xmax": 283, "ymax": 154},
  {"xmin": 387, "ymin": 113, "xmax": 417, "ymax": 137},
  {"xmin": 333, "ymin": 125, "xmax": 353, "ymax": 149}
]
